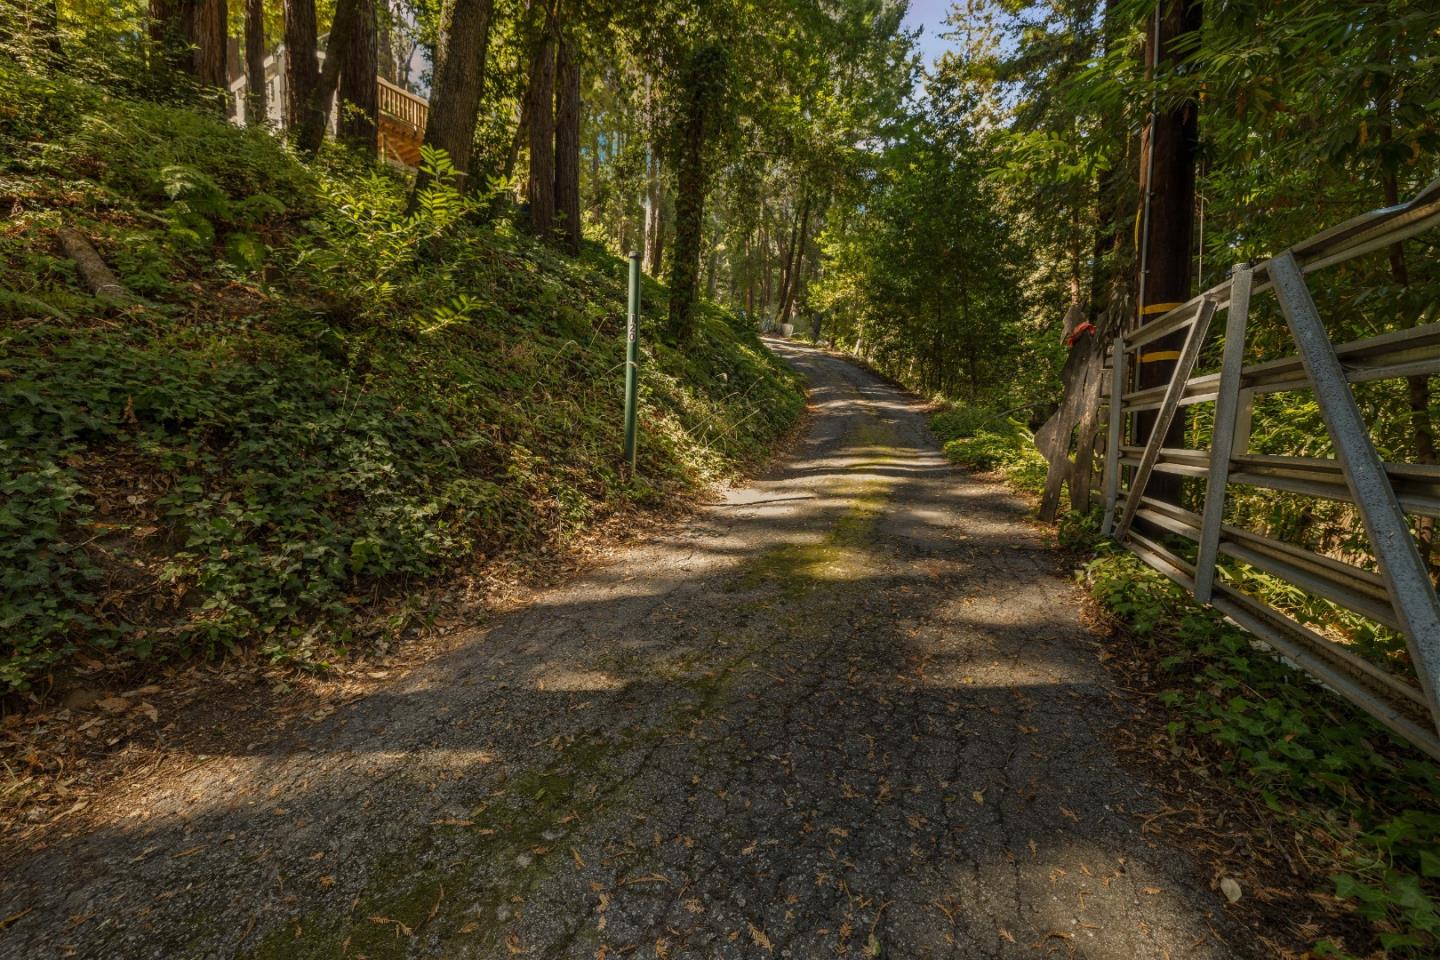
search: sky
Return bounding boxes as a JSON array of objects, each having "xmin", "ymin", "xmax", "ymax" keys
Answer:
[{"xmin": 902, "ymin": 0, "xmax": 957, "ymax": 69}]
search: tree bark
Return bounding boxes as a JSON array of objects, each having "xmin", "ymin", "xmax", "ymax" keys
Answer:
[
  {"xmin": 58, "ymin": 229, "xmax": 135, "ymax": 304},
  {"xmin": 296, "ymin": 0, "xmax": 351, "ymax": 153},
  {"xmin": 1134, "ymin": 0, "xmax": 1202, "ymax": 506},
  {"xmin": 192, "ymin": 0, "xmax": 227, "ymax": 92},
  {"xmin": 644, "ymin": 174, "xmax": 665, "ymax": 277},
  {"xmin": 283, "ymin": 0, "xmax": 320, "ymax": 133},
  {"xmin": 774, "ymin": 201, "xmax": 801, "ymax": 319},
  {"xmin": 503, "ymin": 97, "xmax": 529, "ymax": 182},
  {"xmin": 553, "ymin": 33, "xmax": 582, "ymax": 254},
  {"xmin": 525, "ymin": 16, "xmax": 558, "ymax": 236},
  {"xmin": 642, "ymin": 75, "xmax": 665, "ymax": 275},
  {"xmin": 336, "ymin": 0, "xmax": 378, "ymax": 147},
  {"xmin": 667, "ymin": 44, "xmax": 726, "ymax": 341},
  {"xmin": 243, "ymin": 0, "xmax": 267, "ymax": 124},
  {"xmin": 410, "ymin": 0, "xmax": 495, "ymax": 196},
  {"xmin": 296, "ymin": 0, "xmax": 377, "ymax": 152},
  {"xmin": 777, "ymin": 194, "xmax": 810, "ymax": 325}
]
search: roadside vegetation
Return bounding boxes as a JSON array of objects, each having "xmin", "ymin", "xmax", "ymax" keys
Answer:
[
  {"xmin": 0, "ymin": 62, "xmax": 802, "ymax": 698},
  {"xmin": 5, "ymin": 0, "xmax": 1440, "ymax": 953},
  {"xmin": 780, "ymin": 0, "xmax": 1440, "ymax": 953}
]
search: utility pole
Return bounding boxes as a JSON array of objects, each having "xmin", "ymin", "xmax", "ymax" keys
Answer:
[{"xmin": 1134, "ymin": 0, "xmax": 1202, "ymax": 505}]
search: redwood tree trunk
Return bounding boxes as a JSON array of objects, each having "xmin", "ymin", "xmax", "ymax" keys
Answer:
[
  {"xmin": 244, "ymin": 0, "xmax": 267, "ymax": 124},
  {"xmin": 1134, "ymin": 0, "xmax": 1202, "ymax": 506},
  {"xmin": 192, "ymin": 0, "xmax": 227, "ymax": 92},
  {"xmin": 336, "ymin": 0, "xmax": 378, "ymax": 147},
  {"xmin": 667, "ymin": 45, "xmax": 726, "ymax": 341},
  {"xmin": 643, "ymin": 78, "xmax": 664, "ymax": 275},
  {"xmin": 525, "ymin": 22, "xmax": 557, "ymax": 236},
  {"xmin": 297, "ymin": 0, "xmax": 378, "ymax": 152},
  {"xmin": 283, "ymin": 0, "xmax": 320, "ymax": 133},
  {"xmin": 553, "ymin": 33, "xmax": 582, "ymax": 254},
  {"xmin": 150, "ymin": 0, "xmax": 227, "ymax": 105},
  {"xmin": 411, "ymin": 0, "xmax": 495, "ymax": 196},
  {"xmin": 777, "ymin": 194, "xmax": 810, "ymax": 324}
]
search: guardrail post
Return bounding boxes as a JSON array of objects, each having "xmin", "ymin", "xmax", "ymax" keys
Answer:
[
  {"xmin": 1101, "ymin": 337, "xmax": 1126, "ymax": 536},
  {"xmin": 1115, "ymin": 298, "xmax": 1218, "ymax": 540},
  {"xmin": 1194, "ymin": 264, "xmax": 1252, "ymax": 602},
  {"xmin": 1271, "ymin": 250, "xmax": 1440, "ymax": 734}
]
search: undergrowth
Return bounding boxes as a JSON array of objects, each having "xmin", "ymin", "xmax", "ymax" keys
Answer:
[
  {"xmin": 0, "ymin": 64, "xmax": 804, "ymax": 695},
  {"xmin": 1059, "ymin": 510, "xmax": 1440, "ymax": 959},
  {"xmin": 929, "ymin": 402, "xmax": 1048, "ymax": 495}
]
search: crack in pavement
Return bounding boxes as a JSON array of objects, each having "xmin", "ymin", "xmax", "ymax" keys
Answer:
[{"xmin": 0, "ymin": 340, "xmax": 1262, "ymax": 959}]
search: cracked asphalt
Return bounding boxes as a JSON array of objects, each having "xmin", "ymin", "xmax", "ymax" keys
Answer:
[{"xmin": 0, "ymin": 340, "xmax": 1262, "ymax": 959}]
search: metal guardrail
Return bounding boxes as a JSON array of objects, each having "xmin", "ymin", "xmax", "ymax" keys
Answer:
[{"xmin": 1099, "ymin": 176, "xmax": 1440, "ymax": 760}]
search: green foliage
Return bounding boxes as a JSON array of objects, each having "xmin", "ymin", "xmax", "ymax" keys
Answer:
[
  {"xmin": 0, "ymin": 71, "xmax": 803, "ymax": 692},
  {"xmin": 1057, "ymin": 507, "xmax": 1104, "ymax": 552},
  {"xmin": 930, "ymin": 403, "xmax": 1048, "ymax": 496},
  {"xmin": 1085, "ymin": 551, "xmax": 1440, "ymax": 957}
]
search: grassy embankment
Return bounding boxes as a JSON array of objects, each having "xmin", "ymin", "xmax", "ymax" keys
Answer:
[{"xmin": 0, "ymin": 64, "xmax": 804, "ymax": 699}]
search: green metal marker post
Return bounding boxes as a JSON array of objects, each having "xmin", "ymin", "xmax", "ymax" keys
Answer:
[{"xmin": 623, "ymin": 252, "xmax": 641, "ymax": 470}]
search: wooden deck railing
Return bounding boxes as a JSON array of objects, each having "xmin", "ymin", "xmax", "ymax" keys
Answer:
[{"xmin": 377, "ymin": 77, "xmax": 427, "ymax": 135}]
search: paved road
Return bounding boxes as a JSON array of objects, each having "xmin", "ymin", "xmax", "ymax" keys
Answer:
[{"xmin": 1, "ymin": 341, "xmax": 1258, "ymax": 959}]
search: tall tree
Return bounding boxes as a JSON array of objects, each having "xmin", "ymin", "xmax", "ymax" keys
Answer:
[
  {"xmin": 296, "ymin": 0, "xmax": 376, "ymax": 152},
  {"xmin": 643, "ymin": 76, "xmax": 665, "ymax": 275},
  {"xmin": 149, "ymin": 0, "xmax": 228, "ymax": 99},
  {"xmin": 411, "ymin": 0, "xmax": 495, "ymax": 195},
  {"xmin": 666, "ymin": 42, "xmax": 728, "ymax": 341},
  {"xmin": 283, "ymin": 0, "xmax": 320, "ymax": 131},
  {"xmin": 337, "ymin": 0, "xmax": 379, "ymax": 147},
  {"xmin": 192, "ymin": 0, "xmax": 227, "ymax": 91},
  {"xmin": 553, "ymin": 31, "xmax": 582, "ymax": 254},
  {"xmin": 525, "ymin": 15, "xmax": 558, "ymax": 235},
  {"xmin": 644, "ymin": 164, "xmax": 665, "ymax": 275},
  {"xmin": 244, "ymin": 0, "xmax": 267, "ymax": 124}
]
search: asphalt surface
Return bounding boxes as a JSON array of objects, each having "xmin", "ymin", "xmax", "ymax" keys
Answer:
[{"xmin": 0, "ymin": 340, "xmax": 1261, "ymax": 959}]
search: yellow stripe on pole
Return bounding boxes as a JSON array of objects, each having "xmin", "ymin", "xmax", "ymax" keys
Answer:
[
  {"xmin": 1140, "ymin": 301, "xmax": 1185, "ymax": 316},
  {"xmin": 1137, "ymin": 350, "xmax": 1182, "ymax": 363}
]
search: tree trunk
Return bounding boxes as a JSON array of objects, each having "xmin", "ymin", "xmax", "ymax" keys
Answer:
[
  {"xmin": 774, "ymin": 203, "xmax": 800, "ymax": 316},
  {"xmin": 777, "ymin": 195, "xmax": 811, "ymax": 325},
  {"xmin": 643, "ymin": 75, "xmax": 665, "ymax": 275},
  {"xmin": 149, "ymin": 0, "xmax": 227, "ymax": 105},
  {"xmin": 297, "ymin": 0, "xmax": 352, "ymax": 153},
  {"xmin": 336, "ymin": 0, "xmax": 378, "ymax": 147},
  {"xmin": 553, "ymin": 33, "xmax": 582, "ymax": 254},
  {"xmin": 192, "ymin": 0, "xmax": 227, "ymax": 92},
  {"xmin": 377, "ymin": 1, "xmax": 397, "ymax": 83},
  {"xmin": 244, "ymin": 0, "xmax": 266, "ymax": 124},
  {"xmin": 1134, "ymin": 0, "xmax": 1202, "ymax": 506},
  {"xmin": 410, "ymin": 0, "xmax": 495, "ymax": 196},
  {"xmin": 283, "ymin": 0, "xmax": 320, "ymax": 133},
  {"xmin": 503, "ymin": 96, "xmax": 529, "ymax": 182},
  {"xmin": 667, "ymin": 45, "xmax": 726, "ymax": 340},
  {"xmin": 525, "ymin": 15, "xmax": 558, "ymax": 236}
]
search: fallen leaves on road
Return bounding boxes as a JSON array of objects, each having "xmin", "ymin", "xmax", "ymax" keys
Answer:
[
  {"xmin": 369, "ymin": 915, "xmax": 413, "ymax": 937},
  {"xmin": 748, "ymin": 922, "xmax": 773, "ymax": 952}
]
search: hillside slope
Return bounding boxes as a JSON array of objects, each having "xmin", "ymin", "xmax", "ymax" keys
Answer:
[{"xmin": 0, "ymin": 65, "xmax": 804, "ymax": 698}]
